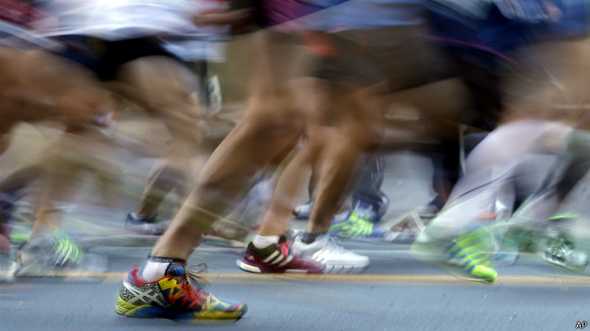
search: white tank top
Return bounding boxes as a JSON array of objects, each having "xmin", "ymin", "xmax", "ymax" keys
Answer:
[{"xmin": 40, "ymin": 0, "xmax": 226, "ymax": 40}]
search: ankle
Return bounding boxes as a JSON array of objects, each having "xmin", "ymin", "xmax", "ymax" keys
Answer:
[
  {"xmin": 252, "ymin": 235, "xmax": 280, "ymax": 249},
  {"xmin": 141, "ymin": 256, "xmax": 186, "ymax": 281},
  {"xmin": 300, "ymin": 232, "xmax": 326, "ymax": 244}
]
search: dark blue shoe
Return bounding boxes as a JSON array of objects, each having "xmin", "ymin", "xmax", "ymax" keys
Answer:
[{"xmin": 125, "ymin": 213, "xmax": 169, "ymax": 236}]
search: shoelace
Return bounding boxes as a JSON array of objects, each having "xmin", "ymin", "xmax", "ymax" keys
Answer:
[{"xmin": 170, "ymin": 263, "xmax": 210, "ymax": 310}]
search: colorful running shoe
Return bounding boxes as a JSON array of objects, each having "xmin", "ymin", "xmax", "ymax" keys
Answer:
[
  {"xmin": 330, "ymin": 201, "xmax": 384, "ymax": 239},
  {"xmin": 330, "ymin": 211, "xmax": 384, "ymax": 239},
  {"xmin": 446, "ymin": 231, "xmax": 498, "ymax": 283},
  {"xmin": 237, "ymin": 236, "xmax": 323, "ymax": 273},
  {"xmin": 53, "ymin": 231, "xmax": 84, "ymax": 266},
  {"xmin": 291, "ymin": 234, "xmax": 369, "ymax": 273},
  {"xmin": 116, "ymin": 263, "xmax": 247, "ymax": 320},
  {"xmin": 20, "ymin": 230, "xmax": 84, "ymax": 267},
  {"xmin": 125, "ymin": 213, "xmax": 169, "ymax": 236},
  {"xmin": 412, "ymin": 228, "xmax": 497, "ymax": 283},
  {"xmin": 14, "ymin": 230, "xmax": 97, "ymax": 276}
]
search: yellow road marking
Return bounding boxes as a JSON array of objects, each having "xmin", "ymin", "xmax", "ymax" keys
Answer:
[{"xmin": 13, "ymin": 272, "xmax": 590, "ymax": 286}]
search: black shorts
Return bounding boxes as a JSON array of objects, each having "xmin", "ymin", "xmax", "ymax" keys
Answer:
[
  {"xmin": 310, "ymin": 27, "xmax": 454, "ymax": 92},
  {"xmin": 54, "ymin": 35, "xmax": 183, "ymax": 81}
]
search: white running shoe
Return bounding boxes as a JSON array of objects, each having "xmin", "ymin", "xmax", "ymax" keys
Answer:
[
  {"xmin": 541, "ymin": 234, "xmax": 588, "ymax": 272},
  {"xmin": 291, "ymin": 234, "xmax": 369, "ymax": 273}
]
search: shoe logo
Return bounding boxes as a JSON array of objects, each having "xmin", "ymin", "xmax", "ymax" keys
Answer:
[{"xmin": 123, "ymin": 281, "xmax": 166, "ymax": 307}]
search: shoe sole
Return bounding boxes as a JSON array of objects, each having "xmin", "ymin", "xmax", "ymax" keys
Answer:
[
  {"xmin": 115, "ymin": 296, "xmax": 247, "ymax": 321},
  {"xmin": 411, "ymin": 241, "xmax": 496, "ymax": 284},
  {"xmin": 542, "ymin": 253, "xmax": 589, "ymax": 274},
  {"xmin": 322, "ymin": 263, "xmax": 369, "ymax": 274},
  {"xmin": 236, "ymin": 259, "xmax": 317, "ymax": 274}
]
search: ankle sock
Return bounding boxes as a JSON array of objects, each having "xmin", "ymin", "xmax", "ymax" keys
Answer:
[
  {"xmin": 252, "ymin": 235, "xmax": 280, "ymax": 249},
  {"xmin": 141, "ymin": 256, "xmax": 185, "ymax": 281}
]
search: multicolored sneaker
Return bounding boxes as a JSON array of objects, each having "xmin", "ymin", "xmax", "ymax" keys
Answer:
[
  {"xmin": 237, "ymin": 236, "xmax": 323, "ymax": 273},
  {"xmin": 116, "ymin": 263, "xmax": 247, "ymax": 320}
]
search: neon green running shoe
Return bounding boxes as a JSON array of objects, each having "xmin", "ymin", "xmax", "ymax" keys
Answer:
[
  {"xmin": 330, "ymin": 204, "xmax": 385, "ymax": 239},
  {"xmin": 412, "ymin": 228, "xmax": 497, "ymax": 283},
  {"xmin": 16, "ymin": 230, "xmax": 84, "ymax": 276},
  {"xmin": 329, "ymin": 211, "xmax": 384, "ymax": 239},
  {"xmin": 446, "ymin": 229, "xmax": 498, "ymax": 283}
]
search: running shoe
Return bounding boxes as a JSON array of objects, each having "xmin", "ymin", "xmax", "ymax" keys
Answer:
[
  {"xmin": 291, "ymin": 234, "xmax": 370, "ymax": 273},
  {"xmin": 125, "ymin": 213, "xmax": 169, "ymax": 236},
  {"xmin": 412, "ymin": 228, "xmax": 497, "ymax": 283},
  {"xmin": 541, "ymin": 230, "xmax": 588, "ymax": 272},
  {"xmin": 14, "ymin": 230, "xmax": 104, "ymax": 276},
  {"xmin": 329, "ymin": 209, "xmax": 384, "ymax": 239},
  {"xmin": 446, "ymin": 230, "xmax": 498, "ymax": 283},
  {"xmin": 0, "ymin": 230, "xmax": 16, "ymax": 282},
  {"xmin": 237, "ymin": 236, "xmax": 323, "ymax": 273},
  {"xmin": 412, "ymin": 196, "xmax": 443, "ymax": 221},
  {"xmin": 20, "ymin": 230, "xmax": 83, "ymax": 267},
  {"xmin": 116, "ymin": 263, "xmax": 247, "ymax": 320},
  {"xmin": 416, "ymin": 202, "xmax": 440, "ymax": 220}
]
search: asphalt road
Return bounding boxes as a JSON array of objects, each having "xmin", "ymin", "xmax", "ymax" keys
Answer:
[
  {"xmin": 2, "ymin": 239, "xmax": 590, "ymax": 331},
  {"xmin": 0, "ymin": 143, "xmax": 586, "ymax": 331}
]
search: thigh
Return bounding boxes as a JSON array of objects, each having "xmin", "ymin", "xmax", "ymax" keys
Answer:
[
  {"xmin": 0, "ymin": 47, "xmax": 111, "ymax": 127},
  {"xmin": 117, "ymin": 56, "xmax": 202, "ymax": 150}
]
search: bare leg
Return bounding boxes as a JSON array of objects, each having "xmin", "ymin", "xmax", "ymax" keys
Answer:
[
  {"xmin": 151, "ymin": 31, "xmax": 306, "ymax": 259},
  {"xmin": 306, "ymin": 85, "xmax": 382, "ymax": 234},
  {"xmin": 118, "ymin": 56, "xmax": 203, "ymax": 220}
]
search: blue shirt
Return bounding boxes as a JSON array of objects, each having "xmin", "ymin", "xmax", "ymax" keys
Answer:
[{"xmin": 300, "ymin": 0, "xmax": 424, "ymax": 31}]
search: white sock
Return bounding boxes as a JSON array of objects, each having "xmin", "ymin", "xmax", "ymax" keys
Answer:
[
  {"xmin": 141, "ymin": 260, "xmax": 170, "ymax": 282},
  {"xmin": 252, "ymin": 235, "xmax": 280, "ymax": 249}
]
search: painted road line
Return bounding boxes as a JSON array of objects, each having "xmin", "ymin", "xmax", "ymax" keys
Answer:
[{"xmin": 8, "ymin": 271, "xmax": 590, "ymax": 286}]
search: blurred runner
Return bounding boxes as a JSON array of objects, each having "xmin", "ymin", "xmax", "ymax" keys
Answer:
[
  {"xmin": 0, "ymin": 0, "xmax": 250, "ymax": 320},
  {"xmin": 0, "ymin": 0, "xmax": 113, "ymax": 280},
  {"xmin": 237, "ymin": 0, "xmax": 459, "ymax": 273},
  {"xmin": 412, "ymin": 0, "xmax": 590, "ymax": 283}
]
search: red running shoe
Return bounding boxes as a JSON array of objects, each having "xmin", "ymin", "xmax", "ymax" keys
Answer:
[{"xmin": 237, "ymin": 236, "xmax": 323, "ymax": 273}]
